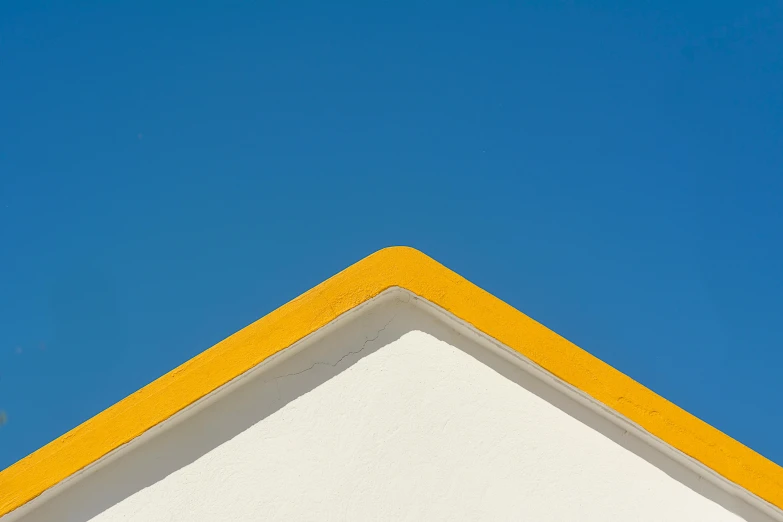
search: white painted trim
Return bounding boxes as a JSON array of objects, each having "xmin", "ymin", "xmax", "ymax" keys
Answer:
[
  {"xmin": 5, "ymin": 288, "xmax": 781, "ymax": 521},
  {"xmin": 406, "ymin": 290, "xmax": 783, "ymax": 521}
]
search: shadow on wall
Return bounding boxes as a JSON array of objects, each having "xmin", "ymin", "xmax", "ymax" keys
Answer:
[{"xmin": 11, "ymin": 292, "xmax": 773, "ymax": 522}]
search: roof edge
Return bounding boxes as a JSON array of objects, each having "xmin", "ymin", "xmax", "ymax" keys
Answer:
[{"xmin": 1, "ymin": 246, "xmax": 781, "ymax": 516}]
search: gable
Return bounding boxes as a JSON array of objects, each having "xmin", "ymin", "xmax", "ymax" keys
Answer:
[
  {"xmin": 3, "ymin": 293, "xmax": 774, "ymax": 521},
  {"xmin": 1, "ymin": 248, "xmax": 781, "ymax": 521}
]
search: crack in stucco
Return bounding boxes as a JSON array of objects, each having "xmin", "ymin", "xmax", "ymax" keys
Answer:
[{"xmin": 274, "ymin": 314, "xmax": 397, "ymax": 384}]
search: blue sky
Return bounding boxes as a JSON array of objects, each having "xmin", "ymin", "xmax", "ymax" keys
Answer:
[{"xmin": 1, "ymin": 2, "xmax": 781, "ymax": 470}]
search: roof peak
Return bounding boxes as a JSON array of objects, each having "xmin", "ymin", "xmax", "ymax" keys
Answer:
[{"xmin": 1, "ymin": 247, "xmax": 781, "ymax": 517}]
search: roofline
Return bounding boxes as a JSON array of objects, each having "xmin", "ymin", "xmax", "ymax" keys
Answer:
[{"xmin": 1, "ymin": 246, "xmax": 781, "ymax": 516}]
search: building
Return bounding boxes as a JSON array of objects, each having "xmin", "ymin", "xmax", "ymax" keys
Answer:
[{"xmin": 1, "ymin": 247, "xmax": 781, "ymax": 521}]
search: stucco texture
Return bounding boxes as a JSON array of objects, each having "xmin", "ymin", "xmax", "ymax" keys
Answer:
[
  {"xmin": 3, "ymin": 248, "xmax": 781, "ymax": 518},
  {"xmin": 10, "ymin": 297, "xmax": 765, "ymax": 522}
]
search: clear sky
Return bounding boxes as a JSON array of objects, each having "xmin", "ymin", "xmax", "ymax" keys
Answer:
[{"xmin": 1, "ymin": 2, "xmax": 781, "ymax": 471}]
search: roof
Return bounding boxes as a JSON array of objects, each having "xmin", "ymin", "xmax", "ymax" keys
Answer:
[{"xmin": 1, "ymin": 246, "xmax": 781, "ymax": 516}]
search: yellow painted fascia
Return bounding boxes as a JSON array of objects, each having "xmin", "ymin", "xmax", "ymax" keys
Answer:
[{"xmin": 1, "ymin": 246, "xmax": 781, "ymax": 515}]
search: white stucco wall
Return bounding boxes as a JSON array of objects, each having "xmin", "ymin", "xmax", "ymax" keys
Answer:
[{"xmin": 6, "ymin": 292, "xmax": 778, "ymax": 522}]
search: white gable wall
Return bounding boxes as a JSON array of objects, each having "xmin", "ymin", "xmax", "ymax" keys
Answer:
[{"xmin": 6, "ymin": 291, "xmax": 779, "ymax": 522}]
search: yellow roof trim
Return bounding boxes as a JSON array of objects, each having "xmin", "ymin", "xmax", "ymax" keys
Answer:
[{"xmin": 1, "ymin": 246, "xmax": 781, "ymax": 515}]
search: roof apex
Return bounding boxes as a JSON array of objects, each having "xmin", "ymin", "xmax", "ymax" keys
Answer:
[{"xmin": 1, "ymin": 246, "xmax": 781, "ymax": 516}]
